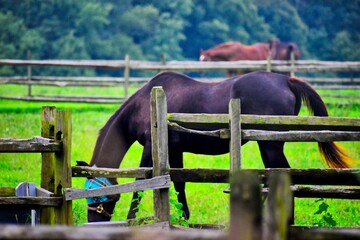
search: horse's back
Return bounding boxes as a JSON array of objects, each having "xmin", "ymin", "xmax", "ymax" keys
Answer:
[
  {"xmin": 147, "ymin": 72, "xmax": 234, "ymax": 113},
  {"xmin": 232, "ymin": 71, "xmax": 297, "ymax": 115}
]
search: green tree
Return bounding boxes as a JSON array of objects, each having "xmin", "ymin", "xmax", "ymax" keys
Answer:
[
  {"xmin": 141, "ymin": 0, "xmax": 193, "ymax": 60},
  {"xmin": 257, "ymin": 0, "xmax": 308, "ymax": 58},
  {"xmin": 290, "ymin": 0, "xmax": 360, "ymax": 60},
  {"xmin": 181, "ymin": 0, "xmax": 274, "ymax": 60},
  {"xmin": 0, "ymin": 11, "xmax": 45, "ymax": 75},
  {"xmin": 330, "ymin": 31, "xmax": 360, "ymax": 61}
]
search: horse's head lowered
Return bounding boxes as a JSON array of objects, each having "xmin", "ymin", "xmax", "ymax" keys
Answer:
[
  {"xmin": 77, "ymin": 161, "xmax": 119, "ymax": 222},
  {"xmin": 199, "ymin": 49, "xmax": 212, "ymax": 61}
]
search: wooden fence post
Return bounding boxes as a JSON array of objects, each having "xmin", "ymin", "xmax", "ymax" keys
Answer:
[
  {"xmin": 267, "ymin": 55, "xmax": 272, "ymax": 72},
  {"xmin": 151, "ymin": 87, "xmax": 170, "ymax": 226},
  {"xmin": 124, "ymin": 54, "xmax": 130, "ymax": 99},
  {"xmin": 229, "ymin": 99, "xmax": 241, "ymax": 175},
  {"xmin": 41, "ymin": 106, "xmax": 56, "ymax": 224},
  {"xmin": 290, "ymin": 50, "xmax": 295, "ymax": 77},
  {"xmin": 161, "ymin": 53, "xmax": 166, "ymax": 65},
  {"xmin": 41, "ymin": 106, "xmax": 73, "ymax": 224},
  {"xmin": 230, "ymin": 171, "xmax": 262, "ymax": 240},
  {"xmin": 27, "ymin": 50, "xmax": 32, "ymax": 97},
  {"xmin": 263, "ymin": 172, "xmax": 292, "ymax": 240}
]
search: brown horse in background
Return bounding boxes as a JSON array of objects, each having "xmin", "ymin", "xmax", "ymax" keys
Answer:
[
  {"xmin": 199, "ymin": 42, "xmax": 269, "ymax": 76},
  {"xmin": 199, "ymin": 42, "xmax": 269, "ymax": 62},
  {"xmin": 200, "ymin": 40, "xmax": 300, "ymax": 76}
]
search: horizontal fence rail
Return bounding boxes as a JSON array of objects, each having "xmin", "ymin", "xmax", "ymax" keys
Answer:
[
  {"xmin": 72, "ymin": 166, "xmax": 360, "ymax": 185},
  {"xmin": 167, "ymin": 114, "xmax": 360, "ymax": 131},
  {"xmin": 0, "ymin": 57, "xmax": 359, "ymax": 103},
  {"xmin": 65, "ymin": 175, "xmax": 170, "ymax": 201},
  {"xmin": 0, "ymin": 136, "xmax": 62, "ymax": 152},
  {"xmin": 0, "ymin": 225, "xmax": 359, "ymax": 240},
  {"xmin": 1, "ymin": 59, "xmax": 360, "ymax": 72}
]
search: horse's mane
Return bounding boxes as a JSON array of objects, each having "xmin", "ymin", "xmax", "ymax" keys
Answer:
[{"xmin": 97, "ymin": 72, "xmax": 186, "ymax": 137}]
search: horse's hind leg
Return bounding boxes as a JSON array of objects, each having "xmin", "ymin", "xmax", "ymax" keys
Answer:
[
  {"xmin": 257, "ymin": 141, "xmax": 290, "ymax": 168},
  {"xmin": 257, "ymin": 141, "xmax": 294, "ymax": 224},
  {"xmin": 127, "ymin": 142, "xmax": 152, "ymax": 219}
]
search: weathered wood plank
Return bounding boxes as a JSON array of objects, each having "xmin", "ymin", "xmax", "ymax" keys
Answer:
[
  {"xmin": 229, "ymin": 99, "xmax": 241, "ymax": 173},
  {"xmin": 263, "ymin": 173, "xmax": 292, "ymax": 240},
  {"xmin": 1, "ymin": 59, "xmax": 359, "ymax": 71},
  {"xmin": 64, "ymin": 175, "xmax": 171, "ymax": 201},
  {"xmin": 0, "ymin": 95, "xmax": 124, "ymax": 103},
  {"xmin": 3, "ymin": 76, "xmax": 360, "ymax": 83},
  {"xmin": 230, "ymin": 171, "xmax": 262, "ymax": 240},
  {"xmin": 289, "ymin": 186, "xmax": 360, "ymax": 199},
  {"xmin": 170, "ymin": 168, "xmax": 229, "ymax": 183},
  {"xmin": 0, "ymin": 224, "xmax": 358, "ymax": 240},
  {"xmin": 0, "ymin": 136, "xmax": 61, "ymax": 152},
  {"xmin": 168, "ymin": 123, "xmax": 360, "ymax": 141},
  {"xmin": 0, "ymin": 187, "xmax": 16, "ymax": 197},
  {"xmin": 289, "ymin": 226, "xmax": 360, "ymax": 240},
  {"xmin": 0, "ymin": 59, "xmax": 127, "ymax": 68},
  {"xmin": 0, "ymin": 225, "xmax": 228, "ymax": 240},
  {"xmin": 172, "ymin": 168, "xmax": 360, "ymax": 185},
  {"xmin": 0, "ymin": 197, "xmax": 62, "ymax": 207},
  {"xmin": 240, "ymin": 130, "xmax": 360, "ymax": 141},
  {"xmin": 168, "ymin": 114, "xmax": 360, "ymax": 131},
  {"xmin": 40, "ymin": 106, "xmax": 57, "ymax": 224},
  {"xmin": 71, "ymin": 167, "xmax": 360, "ymax": 185},
  {"xmin": 151, "ymin": 87, "xmax": 170, "ymax": 224},
  {"xmin": 225, "ymin": 186, "xmax": 360, "ymax": 199},
  {"xmin": 0, "ymin": 76, "xmax": 148, "ymax": 83},
  {"xmin": 71, "ymin": 166, "xmax": 152, "ymax": 178},
  {"xmin": 54, "ymin": 109, "xmax": 73, "ymax": 224}
]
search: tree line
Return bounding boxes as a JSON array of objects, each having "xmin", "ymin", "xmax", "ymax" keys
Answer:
[{"xmin": 0, "ymin": 0, "xmax": 359, "ymax": 76}]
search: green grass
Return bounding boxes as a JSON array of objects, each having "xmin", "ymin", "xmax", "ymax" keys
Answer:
[{"xmin": 0, "ymin": 84, "xmax": 359, "ymax": 227}]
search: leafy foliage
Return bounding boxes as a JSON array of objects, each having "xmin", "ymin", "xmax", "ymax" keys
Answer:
[
  {"xmin": 313, "ymin": 198, "xmax": 337, "ymax": 227},
  {"xmin": 132, "ymin": 189, "xmax": 188, "ymax": 226},
  {"xmin": 0, "ymin": 0, "xmax": 359, "ymax": 75}
]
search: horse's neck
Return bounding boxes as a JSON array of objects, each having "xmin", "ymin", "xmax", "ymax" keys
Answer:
[{"xmin": 90, "ymin": 116, "xmax": 133, "ymax": 169}]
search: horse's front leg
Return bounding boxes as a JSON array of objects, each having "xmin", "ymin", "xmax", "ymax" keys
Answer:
[
  {"xmin": 169, "ymin": 150, "xmax": 190, "ymax": 220},
  {"xmin": 127, "ymin": 190, "xmax": 143, "ymax": 219},
  {"xmin": 173, "ymin": 181, "xmax": 190, "ymax": 220},
  {"xmin": 127, "ymin": 142, "xmax": 152, "ymax": 219}
]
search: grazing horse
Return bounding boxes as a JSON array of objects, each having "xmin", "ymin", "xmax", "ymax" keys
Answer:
[
  {"xmin": 86, "ymin": 71, "xmax": 354, "ymax": 222},
  {"xmin": 269, "ymin": 39, "xmax": 300, "ymax": 61},
  {"xmin": 199, "ymin": 42, "xmax": 270, "ymax": 77}
]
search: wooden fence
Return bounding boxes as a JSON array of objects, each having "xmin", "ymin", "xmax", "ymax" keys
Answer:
[
  {"xmin": 68, "ymin": 87, "xmax": 360, "ymax": 238},
  {"xmin": 0, "ymin": 106, "xmax": 72, "ymax": 224},
  {"xmin": 0, "ymin": 95, "xmax": 360, "ymax": 238},
  {"xmin": 0, "ymin": 56, "xmax": 359, "ymax": 103},
  {"xmin": 3, "ymin": 172, "xmax": 359, "ymax": 240},
  {"xmin": 0, "ymin": 106, "xmax": 172, "ymax": 227}
]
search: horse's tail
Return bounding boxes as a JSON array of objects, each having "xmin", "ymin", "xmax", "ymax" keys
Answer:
[
  {"xmin": 286, "ymin": 44, "xmax": 294, "ymax": 60},
  {"xmin": 288, "ymin": 76, "xmax": 355, "ymax": 168}
]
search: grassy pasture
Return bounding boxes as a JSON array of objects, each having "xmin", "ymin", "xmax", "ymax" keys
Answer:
[{"xmin": 0, "ymin": 83, "xmax": 359, "ymax": 227}]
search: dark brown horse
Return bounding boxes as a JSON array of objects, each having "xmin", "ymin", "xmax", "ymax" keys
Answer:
[
  {"xmin": 269, "ymin": 39, "xmax": 300, "ymax": 61},
  {"xmin": 86, "ymin": 71, "xmax": 354, "ymax": 222},
  {"xmin": 199, "ymin": 42, "xmax": 270, "ymax": 76}
]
